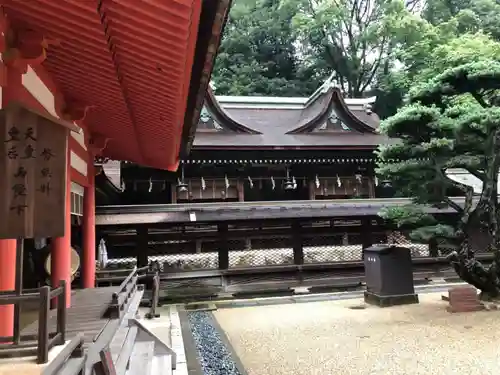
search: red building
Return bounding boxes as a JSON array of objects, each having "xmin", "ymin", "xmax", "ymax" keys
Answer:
[{"xmin": 0, "ymin": 0, "xmax": 231, "ymax": 338}]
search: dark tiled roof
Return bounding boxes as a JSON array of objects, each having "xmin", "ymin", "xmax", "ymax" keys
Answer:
[
  {"xmin": 193, "ymin": 132, "xmax": 387, "ymax": 148},
  {"xmin": 193, "ymin": 82, "xmax": 386, "ymax": 149}
]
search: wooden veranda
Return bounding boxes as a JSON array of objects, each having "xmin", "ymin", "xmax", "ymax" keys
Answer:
[
  {"xmin": 21, "ymin": 286, "xmax": 121, "ymax": 347},
  {"xmin": 0, "ymin": 267, "xmax": 155, "ymax": 373}
]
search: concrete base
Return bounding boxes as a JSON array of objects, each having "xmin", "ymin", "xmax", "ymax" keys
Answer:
[{"xmin": 364, "ymin": 291, "xmax": 419, "ymax": 307}]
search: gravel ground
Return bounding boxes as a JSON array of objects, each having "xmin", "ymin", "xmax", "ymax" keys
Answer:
[
  {"xmin": 213, "ymin": 292, "xmax": 500, "ymax": 375},
  {"xmin": 188, "ymin": 311, "xmax": 243, "ymax": 375}
]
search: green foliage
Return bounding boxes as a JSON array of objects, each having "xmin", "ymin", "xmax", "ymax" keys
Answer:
[
  {"xmin": 377, "ymin": 59, "xmax": 500, "ymax": 243},
  {"xmin": 410, "ymin": 224, "xmax": 458, "ymax": 242},
  {"xmin": 212, "ymin": 0, "xmax": 324, "ymax": 96},
  {"xmin": 283, "ymin": 0, "xmax": 419, "ymax": 97},
  {"xmin": 379, "ymin": 204, "xmax": 436, "ymax": 227},
  {"xmin": 423, "ymin": 0, "xmax": 500, "ymax": 40},
  {"xmin": 212, "ymin": 0, "xmax": 500, "ymax": 121},
  {"xmin": 409, "ymin": 60, "xmax": 500, "ymax": 105}
]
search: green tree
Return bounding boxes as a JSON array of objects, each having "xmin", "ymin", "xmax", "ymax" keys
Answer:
[
  {"xmin": 376, "ymin": 55, "xmax": 500, "ymax": 297},
  {"xmin": 284, "ymin": 0, "xmax": 420, "ymax": 98},
  {"xmin": 212, "ymin": 0, "xmax": 324, "ymax": 96},
  {"xmin": 423, "ymin": 0, "xmax": 500, "ymax": 40},
  {"xmin": 377, "ymin": 5, "xmax": 500, "ymax": 118}
]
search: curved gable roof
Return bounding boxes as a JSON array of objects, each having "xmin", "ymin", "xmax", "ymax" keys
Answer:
[
  {"xmin": 193, "ymin": 77, "xmax": 385, "ymax": 149},
  {"xmin": 200, "ymin": 87, "xmax": 262, "ymax": 134},
  {"xmin": 286, "ymin": 86, "xmax": 378, "ymax": 134}
]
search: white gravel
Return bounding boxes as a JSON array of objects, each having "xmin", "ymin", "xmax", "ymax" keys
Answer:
[{"xmin": 213, "ymin": 293, "xmax": 500, "ymax": 375}]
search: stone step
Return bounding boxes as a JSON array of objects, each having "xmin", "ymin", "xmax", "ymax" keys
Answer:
[
  {"xmin": 126, "ymin": 341, "xmax": 155, "ymax": 375},
  {"xmin": 152, "ymin": 354, "xmax": 172, "ymax": 375},
  {"xmin": 57, "ymin": 355, "xmax": 86, "ymax": 375}
]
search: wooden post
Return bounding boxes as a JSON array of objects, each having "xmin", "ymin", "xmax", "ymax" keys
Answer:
[
  {"xmin": 13, "ymin": 238, "xmax": 23, "ymax": 344},
  {"xmin": 37, "ymin": 286, "xmax": 50, "ymax": 364},
  {"xmin": 292, "ymin": 221, "xmax": 303, "ymax": 265},
  {"xmin": 0, "ymin": 58, "xmax": 20, "ymax": 340},
  {"xmin": 361, "ymin": 218, "xmax": 372, "ymax": 260},
  {"xmin": 218, "ymin": 223, "xmax": 229, "ymax": 270},
  {"xmin": 0, "ymin": 240, "xmax": 16, "ymax": 339},
  {"xmin": 136, "ymin": 227, "xmax": 148, "ymax": 267},
  {"xmin": 361, "ymin": 218, "xmax": 372, "ymax": 249},
  {"xmin": 368, "ymin": 177, "xmax": 376, "ymax": 198},
  {"xmin": 308, "ymin": 181, "xmax": 316, "ymax": 200},
  {"xmin": 51, "ymin": 146, "xmax": 72, "ymax": 307},
  {"xmin": 237, "ymin": 179, "xmax": 244, "ymax": 202},
  {"xmin": 82, "ymin": 156, "xmax": 96, "ymax": 288},
  {"xmin": 171, "ymin": 184, "xmax": 177, "ymax": 203},
  {"xmin": 429, "ymin": 237, "xmax": 439, "ymax": 257}
]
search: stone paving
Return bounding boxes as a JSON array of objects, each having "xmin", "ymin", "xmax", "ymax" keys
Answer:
[{"xmin": 213, "ymin": 292, "xmax": 500, "ymax": 375}]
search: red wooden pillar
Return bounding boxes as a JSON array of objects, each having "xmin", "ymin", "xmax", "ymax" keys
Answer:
[
  {"xmin": 0, "ymin": 36, "xmax": 23, "ymax": 338},
  {"xmin": 82, "ymin": 155, "xmax": 95, "ymax": 288},
  {"xmin": 0, "ymin": 240, "xmax": 16, "ymax": 338},
  {"xmin": 51, "ymin": 147, "xmax": 72, "ymax": 307}
]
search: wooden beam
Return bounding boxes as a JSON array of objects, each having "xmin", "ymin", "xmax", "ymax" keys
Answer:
[{"xmin": 107, "ymin": 224, "xmax": 389, "ymax": 245}]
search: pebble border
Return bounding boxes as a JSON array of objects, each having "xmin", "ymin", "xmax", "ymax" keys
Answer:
[{"xmin": 187, "ymin": 311, "xmax": 247, "ymax": 375}]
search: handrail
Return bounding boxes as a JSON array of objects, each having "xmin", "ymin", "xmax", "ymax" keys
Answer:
[
  {"xmin": 115, "ymin": 266, "xmax": 137, "ymax": 294},
  {"xmin": 0, "ymin": 288, "xmax": 42, "ymax": 296},
  {"xmin": 96, "ymin": 265, "xmax": 149, "ymax": 275},
  {"xmin": 0, "ymin": 280, "xmax": 67, "ymax": 364},
  {"xmin": 96, "ymin": 265, "xmax": 149, "ymax": 286},
  {"xmin": 0, "ymin": 286, "xmax": 64, "ymax": 300},
  {"xmin": 109, "ymin": 267, "xmax": 140, "ymax": 319}
]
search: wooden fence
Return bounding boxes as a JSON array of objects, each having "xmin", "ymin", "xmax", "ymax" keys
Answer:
[{"xmin": 0, "ymin": 280, "xmax": 67, "ymax": 364}]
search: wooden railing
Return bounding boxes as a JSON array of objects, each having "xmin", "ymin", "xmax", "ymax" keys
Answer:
[
  {"xmin": 108, "ymin": 267, "xmax": 144, "ymax": 319},
  {"xmin": 0, "ymin": 280, "xmax": 67, "ymax": 364},
  {"xmin": 90, "ymin": 271, "xmax": 145, "ymax": 375},
  {"xmin": 41, "ymin": 333, "xmax": 85, "ymax": 375},
  {"xmin": 95, "ymin": 265, "xmax": 149, "ymax": 285}
]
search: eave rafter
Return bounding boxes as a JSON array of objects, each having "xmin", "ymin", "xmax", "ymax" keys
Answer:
[
  {"xmin": 2, "ymin": 0, "xmax": 232, "ymax": 171},
  {"xmin": 97, "ymin": 0, "xmax": 146, "ymax": 164}
]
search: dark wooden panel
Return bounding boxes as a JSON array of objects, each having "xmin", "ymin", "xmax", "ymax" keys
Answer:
[{"xmin": 0, "ymin": 104, "xmax": 69, "ymax": 239}]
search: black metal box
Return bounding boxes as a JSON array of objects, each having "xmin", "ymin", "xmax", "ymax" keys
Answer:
[{"xmin": 363, "ymin": 245, "xmax": 419, "ymax": 307}]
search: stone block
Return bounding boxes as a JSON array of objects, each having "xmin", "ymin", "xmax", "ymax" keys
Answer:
[{"xmin": 447, "ymin": 286, "xmax": 484, "ymax": 313}]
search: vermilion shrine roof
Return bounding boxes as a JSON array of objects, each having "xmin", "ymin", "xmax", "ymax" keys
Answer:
[{"xmin": 3, "ymin": 0, "xmax": 231, "ymax": 171}]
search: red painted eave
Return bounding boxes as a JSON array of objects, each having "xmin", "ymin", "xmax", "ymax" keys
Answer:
[{"xmin": 3, "ymin": 0, "xmax": 204, "ymax": 171}]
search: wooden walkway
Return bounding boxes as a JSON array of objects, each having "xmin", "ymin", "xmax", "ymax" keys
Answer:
[{"xmin": 22, "ymin": 286, "xmax": 120, "ymax": 346}]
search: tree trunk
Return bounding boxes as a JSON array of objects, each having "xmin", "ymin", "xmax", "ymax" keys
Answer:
[{"xmin": 448, "ymin": 240, "xmax": 500, "ymax": 299}]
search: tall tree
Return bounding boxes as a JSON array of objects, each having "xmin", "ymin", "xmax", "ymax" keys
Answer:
[
  {"xmin": 285, "ymin": 0, "xmax": 417, "ymax": 98},
  {"xmin": 376, "ymin": 0, "xmax": 500, "ymax": 118},
  {"xmin": 212, "ymin": 0, "xmax": 324, "ymax": 96},
  {"xmin": 377, "ymin": 34, "xmax": 500, "ymax": 297},
  {"xmin": 423, "ymin": 0, "xmax": 500, "ymax": 40}
]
